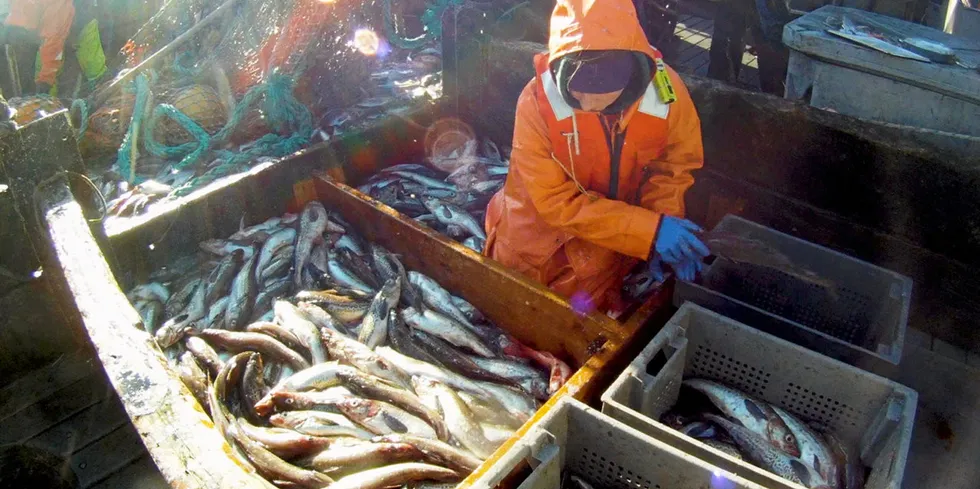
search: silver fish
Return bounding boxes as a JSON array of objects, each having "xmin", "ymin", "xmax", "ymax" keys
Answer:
[
  {"xmin": 255, "ymin": 228, "xmax": 297, "ymax": 283},
  {"xmin": 327, "ymin": 463, "xmax": 460, "ymax": 489},
  {"xmin": 137, "ymin": 300, "xmax": 163, "ymax": 334},
  {"xmin": 375, "ymin": 347, "xmax": 489, "ymax": 399},
  {"xmin": 165, "ymin": 277, "xmax": 202, "ymax": 318},
  {"xmin": 457, "ymin": 390, "xmax": 524, "ymax": 429},
  {"xmin": 258, "ymin": 245, "xmax": 295, "ymax": 283},
  {"xmin": 401, "ymin": 307, "xmax": 493, "ymax": 357},
  {"xmin": 200, "ymin": 239, "xmax": 254, "ymax": 258},
  {"xmin": 772, "ymin": 406, "xmax": 838, "ymax": 486},
  {"xmin": 422, "ymin": 198, "xmax": 486, "ymax": 240},
  {"xmin": 466, "ymin": 356, "xmax": 550, "ymax": 401},
  {"xmin": 274, "ymin": 300, "xmax": 328, "ymax": 364},
  {"xmin": 412, "ymin": 378, "xmax": 497, "ymax": 458},
  {"xmin": 473, "ymin": 381, "xmax": 538, "ymax": 424},
  {"xmin": 297, "ymin": 302, "xmax": 350, "ymax": 336},
  {"xmin": 359, "ymin": 278, "xmax": 402, "ymax": 349},
  {"xmin": 294, "ymin": 201, "xmax": 330, "ymax": 288},
  {"xmin": 268, "ymin": 411, "xmax": 375, "ymax": 438},
  {"xmin": 327, "ymin": 249, "xmax": 375, "ymax": 294},
  {"xmin": 251, "ymin": 277, "xmax": 292, "ymax": 322},
  {"xmin": 185, "ymin": 335, "xmax": 223, "ymax": 377},
  {"xmin": 390, "ymin": 171, "xmax": 458, "ymax": 191},
  {"xmin": 225, "ymin": 244, "xmax": 260, "ymax": 331},
  {"xmin": 306, "ymin": 438, "xmax": 424, "ymax": 474},
  {"xmin": 684, "ymin": 379, "xmax": 801, "ymax": 458},
  {"xmin": 321, "ymin": 328, "xmax": 408, "ymax": 388},
  {"xmin": 127, "ymin": 282, "xmax": 171, "ymax": 304},
  {"xmin": 229, "ymin": 216, "xmax": 286, "ymax": 241},
  {"xmin": 407, "ymin": 272, "xmax": 472, "ymax": 328},
  {"xmin": 706, "ymin": 414, "xmax": 820, "ymax": 488},
  {"xmin": 335, "ymin": 234, "xmax": 367, "ymax": 256},
  {"xmin": 204, "ymin": 249, "xmax": 244, "ymax": 307},
  {"xmin": 335, "ymin": 397, "xmax": 438, "ymax": 439},
  {"xmin": 204, "ymin": 295, "xmax": 230, "ymax": 330},
  {"xmin": 462, "ymin": 237, "xmax": 484, "ymax": 253},
  {"xmin": 156, "ymin": 279, "xmax": 208, "ymax": 347},
  {"xmin": 451, "ymin": 295, "xmax": 485, "ymax": 324}
]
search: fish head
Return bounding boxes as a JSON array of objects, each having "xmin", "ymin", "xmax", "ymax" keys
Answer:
[
  {"xmin": 421, "ymin": 197, "xmax": 446, "ymax": 215},
  {"xmin": 302, "ymin": 201, "xmax": 328, "ymax": 225},
  {"xmin": 271, "ymin": 391, "xmax": 313, "ymax": 411},
  {"xmin": 766, "ymin": 414, "xmax": 802, "ymax": 458},
  {"xmin": 337, "ymin": 398, "xmax": 379, "ymax": 419}
]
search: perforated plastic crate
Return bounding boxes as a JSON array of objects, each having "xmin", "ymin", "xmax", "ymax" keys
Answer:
[
  {"xmin": 601, "ymin": 303, "xmax": 917, "ymax": 489},
  {"xmin": 674, "ymin": 214, "xmax": 912, "ymax": 371},
  {"xmin": 470, "ymin": 397, "xmax": 768, "ymax": 489}
]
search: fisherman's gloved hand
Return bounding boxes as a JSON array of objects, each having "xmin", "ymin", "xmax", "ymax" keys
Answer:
[
  {"xmin": 671, "ymin": 258, "xmax": 703, "ymax": 282},
  {"xmin": 654, "ymin": 216, "xmax": 710, "ymax": 265}
]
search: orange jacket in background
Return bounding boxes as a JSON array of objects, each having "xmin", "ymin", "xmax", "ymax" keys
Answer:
[
  {"xmin": 484, "ymin": 0, "xmax": 704, "ymax": 312},
  {"xmin": 6, "ymin": 0, "xmax": 75, "ymax": 86}
]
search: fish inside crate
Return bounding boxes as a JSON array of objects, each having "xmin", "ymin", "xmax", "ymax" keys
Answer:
[
  {"xmin": 469, "ymin": 397, "xmax": 769, "ymax": 489},
  {"xmin": 675, "ymin": 214, "xmax": 912, "ymax": 371},
  {"xmin": 601, "ymin": 303, "xmax": 917, "ymax": 489}
]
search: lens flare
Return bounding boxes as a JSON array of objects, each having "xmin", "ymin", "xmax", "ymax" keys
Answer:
[
  {"xmin": 353, "ymin": 28, "xmax": 381, "ymax": 56},
  {"xmin": 570, "ymin": 291, "xmax": 596, "ymax": 316}
]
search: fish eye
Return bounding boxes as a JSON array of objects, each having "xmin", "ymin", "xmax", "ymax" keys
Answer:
[{"xmin": 784, "ymin": 433, "xmax": 796, "ymax": 444}]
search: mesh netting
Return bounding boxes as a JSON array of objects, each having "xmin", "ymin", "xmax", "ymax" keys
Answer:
[{"xmin": 81, "ymin": 0, "xmax": 451, "ymax": 216}]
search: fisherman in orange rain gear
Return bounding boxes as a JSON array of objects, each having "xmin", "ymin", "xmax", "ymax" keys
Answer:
[
  {"xmin": 3, "ymin": 0, "xmax": 74, "ymax": 94},
  {"xmin": 484, "ymin": 0, "xmax": 710, "ymax": 315}
]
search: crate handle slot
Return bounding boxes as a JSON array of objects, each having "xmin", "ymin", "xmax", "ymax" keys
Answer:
[
  {"xmin": 631, "ymin": 336, "xmax": 688, "ymax": 418},
  {"xmin": 860, "ymin": 394, "xmax": 904, "ymax": 464},
  {"xmin": 480, "ymin": 427, "xmax": 561, "ymax": 489}
]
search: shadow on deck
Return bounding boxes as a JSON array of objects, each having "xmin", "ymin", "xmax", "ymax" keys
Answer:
[{"xmin": 669, "ymin": 13, "xmax": 762, "ymax": 90}]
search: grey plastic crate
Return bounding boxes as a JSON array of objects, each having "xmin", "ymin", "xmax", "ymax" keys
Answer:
[
  {"xmin": 674, "ymin": 214, "xmax": 912, "ymax": 371},
  {"xmin": 601, "ymin": 303, "xmax": 917, "ymax": 489},
  {"xmin": 469, "ymin": 397, "xmax": 768, "ymax": 489}
]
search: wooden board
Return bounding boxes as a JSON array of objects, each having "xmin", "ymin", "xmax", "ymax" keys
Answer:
[
  {"xmin": 0, "ymin": 351, "xmax": 98, "ymax": 418},
  {"xmin": 24, "ymin": 396, "xmax": 130, "ymax": 459},
  {"xmin": 39, "ymin": 182, "xmax": 270, "ymax": 489},
  {"xmin": 0, "ymin": 373, "xmax": 112, "ymax": 445},
  {"xmin": 70, "ymin": 423, "xmax": 147, "ymax": 488},
  {"xmin": 88, "ymin": 455, "xmax": 169, "ymax": 489},
  {"xmin": 313, "ymin": 175, "xmax": 626, "ymax": 367}
]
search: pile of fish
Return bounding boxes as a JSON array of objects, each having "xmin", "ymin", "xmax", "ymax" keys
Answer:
[
  {"xmin": 126, "ymin": 201, "xmax": 573, "ymax": 488},
  {"xmin": 663, "ymin": 379, "xmax": 864, "ymax": 489},
  {"xmin": 358, "ymin": 138, "xmax": 509, "ymax": 253}
]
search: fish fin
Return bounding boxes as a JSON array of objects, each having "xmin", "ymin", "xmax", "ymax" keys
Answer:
[
  {"xmin": 790, "ymin": 459, "xmax": 811, "ymax": 487},
  {"xmin": 813, "ymin": 455, "xmax": 822, "ymax": 477},
  {"xmin": 744, "ymin": 399, "xmax": 768, "ymax": 422},
  {"xmin": 381, "ymin": 412, "xmax": 409, "ymax": 433}
]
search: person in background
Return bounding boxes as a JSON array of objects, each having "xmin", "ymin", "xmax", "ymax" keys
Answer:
[
  {"xmin": 707, "ymin": 0, "xmax": 791, "ymax": 95},
  {"xmin": 484, "ymin": 0, "xmax": 710, "ymax": 315},
  {"xmin": 1, "ymin": 0, "xmax": 107, "ymax": 96}
]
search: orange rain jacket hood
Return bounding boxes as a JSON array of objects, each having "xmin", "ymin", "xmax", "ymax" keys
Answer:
[{"xmin": 484, "ymin": 0, "xmax": 704, "ymax": 313}]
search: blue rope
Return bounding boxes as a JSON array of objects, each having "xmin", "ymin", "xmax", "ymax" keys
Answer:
[
  {"xmin": 143, "ymin": 103, "xmax": 211, "ymax": 169},
  {"xmin": 114, "ymin": 73, "xmax": 152, "ymax": 184},
  {"xmin": 71, "ymin": 98, "xmax": 89, "ymax": 139},
  {"xmin": 173, "ymin": 51, "xmax": 200, "ymax": 78}
]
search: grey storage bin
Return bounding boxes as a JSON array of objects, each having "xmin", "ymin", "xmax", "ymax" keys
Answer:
[
  {"xmin": 601, "ymin": 303, "xmax": 917, "ymax": 489},
  {"xmin": 469, "ymin": 397, "xmax": 768, "ymax": 489},
  {"xmin": 674, "ymin": 214, "xmax": 912, "ymax": 372}
]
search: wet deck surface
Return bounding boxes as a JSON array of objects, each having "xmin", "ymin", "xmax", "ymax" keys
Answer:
[
  {"xmin": 670, "ymin": 14, "xmax": 762, "ymax": 89},
  {"xmin": 0, "ymin": 351, "xmax": 167, "ymax": 489}
]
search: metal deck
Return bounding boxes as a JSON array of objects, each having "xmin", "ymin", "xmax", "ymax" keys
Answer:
[{"xmin": 670, "ymin": 14, "xmax": 762, "ymax": 89}]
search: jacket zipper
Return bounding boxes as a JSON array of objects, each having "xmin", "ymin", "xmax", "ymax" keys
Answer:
[{"xmin": 600, "ymin": 116, "xmax": 627, "ymax": 200}]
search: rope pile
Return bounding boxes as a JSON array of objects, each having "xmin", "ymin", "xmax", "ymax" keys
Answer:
[{"xmin": 112, "ymin": 70, "xmax": 312, "ymax": 197}]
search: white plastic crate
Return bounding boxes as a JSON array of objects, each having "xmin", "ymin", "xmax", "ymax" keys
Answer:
[
  {"xmin": 675, "ymin": 214, "xmax": 912, "ymax": 373},
  {"xmin": 601, "ymin": 303, "xmax": 917, "ymax": 489},
  {"xmin": 469, "ymin": 397, "xmax": 768, "ymax": 489}
]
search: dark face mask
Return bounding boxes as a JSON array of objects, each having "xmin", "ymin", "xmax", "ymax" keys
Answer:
[{"xmin": 553, "ymin": 51, "xmax": 653, "ymax": 114}]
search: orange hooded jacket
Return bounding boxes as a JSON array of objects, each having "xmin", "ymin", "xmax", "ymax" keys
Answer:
[
  {"xmin": 5, "ymin": 0, "xmax": 75, "ymax": 87},
  {"xmin": 484, "ymin": 0, "xmax": 704, "ymax": 312}
]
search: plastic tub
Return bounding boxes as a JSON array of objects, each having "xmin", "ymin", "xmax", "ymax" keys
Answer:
[{"xmin": 601, "ymin": 303, "xmax": 917, "ymax": 489}]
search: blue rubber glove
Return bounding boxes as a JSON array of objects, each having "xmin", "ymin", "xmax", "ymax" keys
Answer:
[
  {"xmin": 672, "ymin": 259, "xmax": 703, "ymax": 282},
  {"xmin": 655, "ymin": 216, "xmax": 711, "ymax": 265}
]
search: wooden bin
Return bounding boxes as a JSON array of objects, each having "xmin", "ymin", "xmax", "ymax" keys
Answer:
[{"xmin": 38, "ymin": 135, "xmax": 664, "ymax": 488}]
